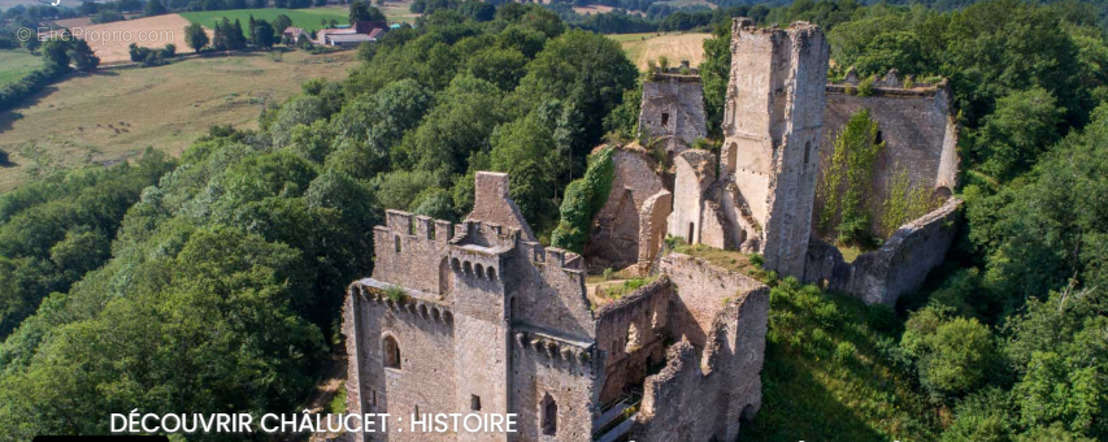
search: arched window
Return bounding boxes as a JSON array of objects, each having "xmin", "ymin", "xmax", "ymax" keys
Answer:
[
  {"xmin": 488, "ymin": 267, "xmax": 497, "ymax": 281},
  {"xmin": 661, "ymin": 112, "xmax": 670, "ymax": 127},
  {"xmin": 383, "ymin": 335, "xmax": 401, "ymax": 369},
  {"xmin": 463, "ymin": 261, "xmax": 472, "ymax": 275},
  {"xmin": 475, "ymin": 264, "xmax": 485, "ymax": 279},
  {"xmin": 541, "ymin": 393, "xmax": 557, "ymax": 436}
]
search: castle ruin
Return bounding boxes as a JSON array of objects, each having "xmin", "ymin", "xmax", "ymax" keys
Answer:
[
  {"xmin": 343, "ymin": 172, "xmax": 768, "ymax": 441},
  {"xmin": 339, "ymin": 17, "xmax": 967, "ymax": 442},
  {"xmin": 621, "ymin": 18, "xmax": 963, "ymax": 306}
]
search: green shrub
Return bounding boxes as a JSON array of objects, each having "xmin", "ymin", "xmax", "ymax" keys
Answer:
[
  {"xmin": 551, "ymin": 147, "xmax": 614, "ymax": 252},
  {"xmin": 857, "ymin": 75, "xmax": 876, "ymax": 96}
]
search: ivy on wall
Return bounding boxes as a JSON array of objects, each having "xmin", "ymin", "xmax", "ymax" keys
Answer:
[{"xmin": 551, "ymin": 146, "xmax": 615, "ymax": 252}]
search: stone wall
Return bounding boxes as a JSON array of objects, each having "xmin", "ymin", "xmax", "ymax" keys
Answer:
[
  {"xmin": 667, "ymin": 149, "xmax": 716, "ymax": 244},
  {"xmin": 506, "ymin": 241, "xmax": 594, "ymax": 339},
  {"xmin": 344, "ymin": 281, "xmax": 458, "ymax": 442},
  {"xmin": 509, "ymin": 330, "xmax": 598, "ymax": 442},
  {"xmin": 805, "ymin": 198, "xmax": 963, "ymax": 305},
  {"xmin": 373, "ymin": 211, "xmax": 454, "ymax": 296},
  {"xmin": 594, "ymin": 277, "xmax": 673, "ymax": 404},
  {"xmin": 658, "ymin": 253, "xmax": 766, "ymax": 347},
  {"xmin": 630, "ymin": 258, "xmax": 770, "ymax": 442},
  {"xmin": 638, "ymin": 72, "xmax": 708, "ymax": 152},
  {"xmin": 586, "ymin": 146, "xmax": 666, "ymax": 272},
  {"xmin": 636, "ymin": 190, "xmax": 672, "ymax": 273},
  {"xmin": 721, "ymin": 19, "xmax": 829, "ymax": 277},
  {"xmin": 817, "ymin": 78, "xmax": 959, "ymax": 233},
  {"xmin": 467, "ymin": 172, "xmax": 536, "ymax": 242}
]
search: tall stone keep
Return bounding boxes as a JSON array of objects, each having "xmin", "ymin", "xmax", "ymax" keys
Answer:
[
  {"xmin": 720, "ymin": 19, "xmax": 829, "ymax": 277},
  {"xmin": 638, "ymin": 64, "xmax": 707, "ymax": 153}
]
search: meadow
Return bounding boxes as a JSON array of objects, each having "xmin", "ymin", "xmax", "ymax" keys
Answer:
[
  {"xmin": 180, "ymin": 7, "xmax": 351, "ymax": 36},
  {"xmin": 608, "ymin": 32, "xmax": 710, "ymax": 71},
  {"xmin": 0, "ymin": 50, "xmax": 42, "ymax": 88},
  {"xmin": 0, "ymin": 50, "xmax": 357, "ymax": 192}
]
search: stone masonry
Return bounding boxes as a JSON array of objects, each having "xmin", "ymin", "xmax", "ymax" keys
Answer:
[
  {"xmin": 638, "ymin": 64, "xmax": 708, "ymax": 153},
  {"xmin": 342, "ymin": 172, "xmax": 769, "ymax": 441}
]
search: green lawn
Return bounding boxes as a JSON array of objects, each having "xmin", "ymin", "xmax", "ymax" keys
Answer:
[
  {"xmin": 0, "ymin": 50, "xmax": 43, "ymax": 88},
  {"xmin": 180, "ymin": 8, "xmax": 350, "ymax": 36}
]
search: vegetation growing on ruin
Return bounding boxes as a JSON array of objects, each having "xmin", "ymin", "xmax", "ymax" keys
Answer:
[
  {"xmin": 670, "ymin": 240, "xmax": 776, "ymax": 284},
  {"xmin": 878, "ymin": 167, "xmax": 941, "ymax": 238},
  {"xmin": 551, "ymin": 146, "xmax": 616, "ymax": 253},
  {"xmin": 817, "ymin": 108, "xmax": 884, "ymax": 246}
]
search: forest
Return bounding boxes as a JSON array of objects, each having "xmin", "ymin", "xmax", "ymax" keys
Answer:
[{"xmin": 0, "ymin": 0, "xmax": 1106, "ymax": 440}]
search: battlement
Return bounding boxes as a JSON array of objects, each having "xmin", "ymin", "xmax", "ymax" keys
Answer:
[
  {"xmin": 350, "ymin": 279, "xmax": 455, "ymax": 325},
  {"xmin": 382, "ymin": 209, "xmax": 454, "ymax": 244},
  {"xmin": 519, "ymin": 241, "xmax": 584, "ymax": 272},
  {"xmin": 451, "ymin": 219, "xmax": 519, "ymax": 250}
]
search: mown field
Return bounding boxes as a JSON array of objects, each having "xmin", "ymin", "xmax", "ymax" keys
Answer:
[
  {"xmin": 180, "ymin": 7, "xmax": 350, "ymax": 36},
  {"xmin": 608, "ymin": 32, "xmax": 710, "ymax": 71},
  {"xmin": 0, "ymin": 50, "xmax": 357, "ymax": 192},
  {"xmin": 0, "ymin": 50, "xmax": 42, "ymax": 88}
]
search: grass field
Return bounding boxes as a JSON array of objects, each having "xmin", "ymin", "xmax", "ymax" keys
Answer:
[
  {"xmin": 0, "ymin": 50, "xmax": 357, "ymax": 192},
  {"xmin": 0, "ymin": 50, "xmax": 42, "ymax": 88},
  {"xmin": 609, "ymin": 32, "xmax": 711, "ymax": 71},
  {"xmin": 180, "ymin": 8, "xmax": 351, "ymax": 36}
]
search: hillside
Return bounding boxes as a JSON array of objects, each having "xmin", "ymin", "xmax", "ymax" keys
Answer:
[{"xmin": 0, "ymin": 50, "xmax": 356, "ymax": 192}]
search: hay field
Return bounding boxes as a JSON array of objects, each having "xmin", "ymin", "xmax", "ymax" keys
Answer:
[
  {"xmin": 610, "ymin": 32, "xmax": 711, "ymax": 71},
  {"xmin": 0, "ymin": 50, "xmax": 42, "ymax": 88},
  {"xmin": 0, "ymin": 50, "xmax": 357, "ymax": 192},
  {"xmin": 49, "ymin": 14, "xmax": 196, "ymax": 65}
]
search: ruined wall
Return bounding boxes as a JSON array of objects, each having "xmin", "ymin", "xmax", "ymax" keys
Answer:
[
  {"xmin": 506, "ymin": 241, "xmax": 594, "ymax": 340},
  {"xmin": 667, "ymin": 149, "xmax": 716, "ymax": 244},
  {"xmin": 721, "ymin": 19, "xmax": 829, "ymax": 277},
  {"xmin": 586, "ymin": 146, "xmax": 666, "ymax": 272},
  {"xmin": 630, "ymin": 269, "xmax": 770, "ymax": 442},
  {"xmin": 817, "ymin": 78, "xmax": 959, "ymax": 233},
  {"xmin": 344, "ymin": 281, "xmax": 458, "ymax": 442},
  {"xmin": 636, "ymin": 191, "xmax": 672, "ymax": 273},
  {"xmin": 805, "ymin": 198, "xmax": 963, "ymax": 305},
  {"xmin": 638, "ymin": 72, "xmax": 708, "ymax": 152},
  {"xmin": 508, "ymin": 331, "xmax": 599, "ymax": 442},
  {"xmin": 372, "ymin": 210, "xmax": 454, "ymax": 296},
  {"xmin": 594, "ymin": 277, "xmax": 673, "ymax": 404},
  {"xmin": 658, "ymin": 253, "xmax": 766, "ymax": 348}
]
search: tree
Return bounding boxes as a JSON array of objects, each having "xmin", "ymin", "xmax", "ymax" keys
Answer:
[
  {"xmin": 974, "ymin": 87, "xmax": 1063, "ymax": 180},
  {"xmin": 40, "ymin": 38, "xmax": 70, "ymax": 70},
  {"xmin": 272, "ymin": 14, "xmax": 292, "ymax": 34},
  {"xmin": 144, "ymin": 0, "xmax": 167, "ymax": 16},
  {"xmin": 184, "ymin": 22, "xmax": 209, "ymax": 53},
  {"xmin": 348, "ymin": 0, "xmax": 385, "ymax": 25},
  {"xmin": 252, "ymin": 19, "xmax": 276, "ymax": 48},
  {"xmin": 901, "ymin": 306, "xmax": 998, "ymax": 399}
]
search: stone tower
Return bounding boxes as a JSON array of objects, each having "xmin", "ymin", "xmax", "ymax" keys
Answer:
[
  {"xmin": 720, "ymin": 19, "xmax": 830, "ymax": 277},
  {"xmin": 638, "ymin": 62, "xmax": 708, "ymax": 153}
]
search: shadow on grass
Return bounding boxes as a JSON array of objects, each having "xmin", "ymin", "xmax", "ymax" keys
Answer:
[{"xmin": 739, "ymin": 343, "xmax": 887, "ymax": 442}]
